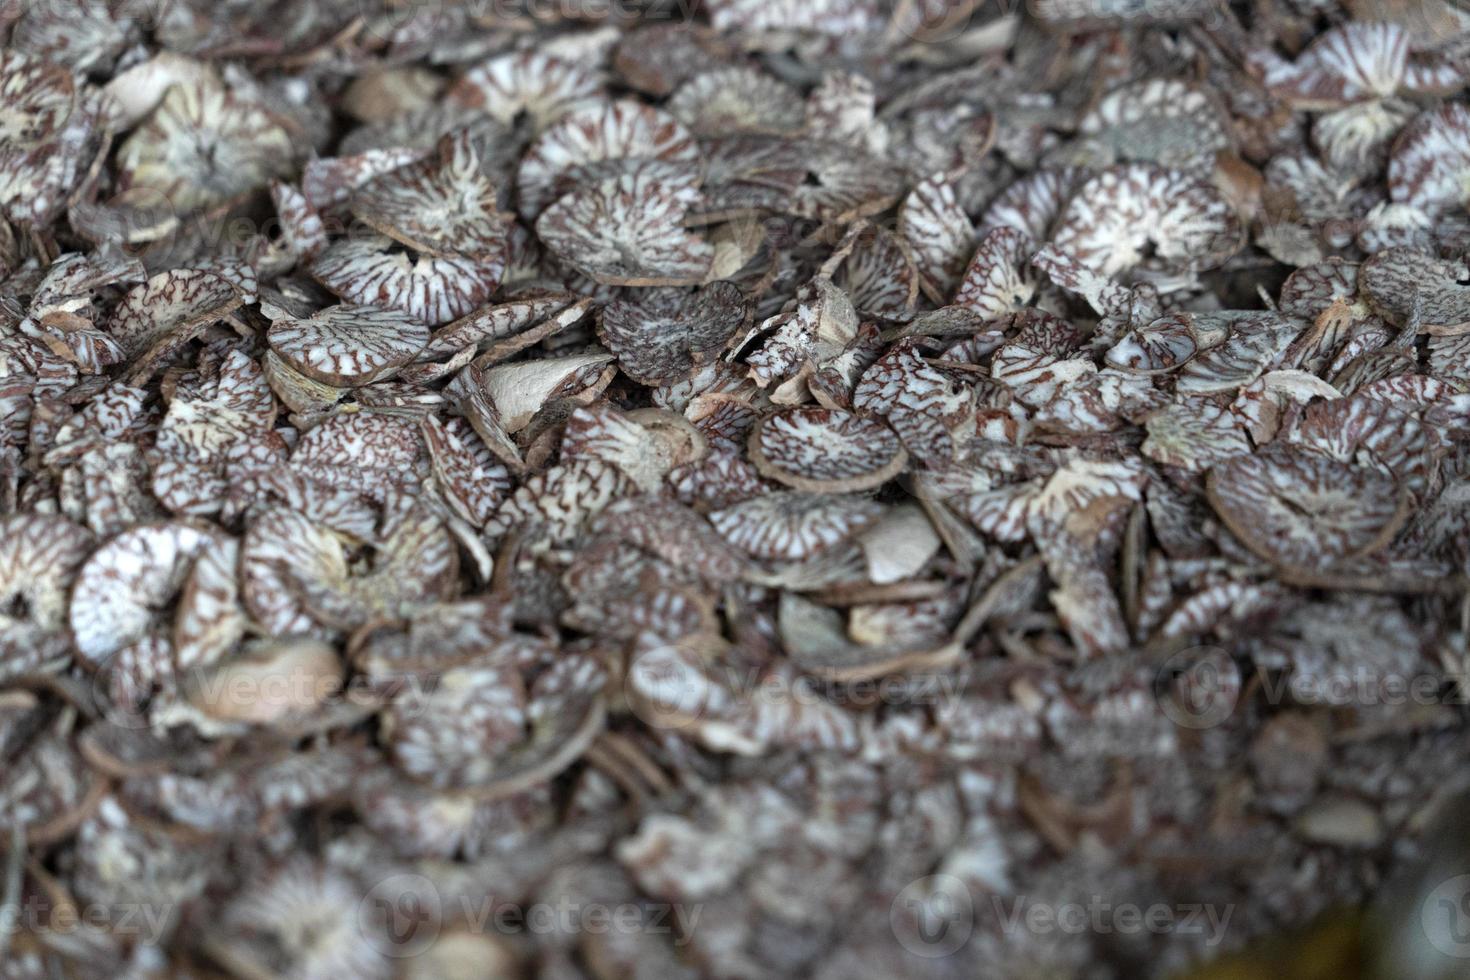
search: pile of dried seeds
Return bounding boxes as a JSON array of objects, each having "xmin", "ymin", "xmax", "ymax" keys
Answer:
[{"xmin": 3, "ymin": 1, "xmax": 1470, "ymax": 977}]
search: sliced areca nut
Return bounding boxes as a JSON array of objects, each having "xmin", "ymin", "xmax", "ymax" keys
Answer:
[
  {"xmin": 267, "ymin": 305, "xmax": 430, "ymax": 386},
  {"xmin": 1206, "ymin": 447, "xmax": 1409, "ymax": 573},
  {"xmin": 747, "ymin": 407, "xmax": 907, "ymax": 493},
  {"xmin": 351, "ymin": 131, "xmax": 510, "ymax": 260},
  {"xmin": 0, "ymin": 514, "xmax": 93, "ymax": 680},
  {"xmin": 68, "ymin": 521, "xmax": 219, "ymax": 668},
  {"xmin": 536, "ymin": 163, "xmax": 713, "ymax": 287},
  {"xmin": 709, "ymin": 491, "xmax": 884, "ymax": 561},
  {"xmin": 1360, "ymin": 247, "xmax": 1470, "ymax": 334},
  {"xmin": 309, "ymin": 232, "xmax": 505, "ymax": 326},
  {"xmin": 516, "ymin": 99, "xmax": 702, "ymax": 217}
]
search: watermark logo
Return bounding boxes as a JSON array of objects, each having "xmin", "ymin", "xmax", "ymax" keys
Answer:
[
  {"xmin": 358, "ymin": 873, "xmax": 442, "ymax": 959},
  {"xmin": 1154, "ymin": 645, "xmax": 1240, "ymax": 730},
  {"xmin": 890, "ymin": 875, "xmax": 975, "ymax": 958},
  {"xmin": 1421, "ymin": 874, "xmax": 1470, "ymax": 960}
]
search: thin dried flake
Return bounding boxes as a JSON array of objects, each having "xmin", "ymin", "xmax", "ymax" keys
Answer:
[
  {"xmin": 387, "ymin": 654, "xmax": 606, "ymax": 795},
  {"xmin": 1176, "ymin": 312, "xmax": 1303, "ymax": 395},
  {"xmin": 269, "ymin": 181, "xmax": 328, "ymax": 262},
  {"xmin": 961, "ymin": 457, "xmax": 1147, "ymax": 543},
  {"xmin": 1289, "ymin": 394, "xmax": 1441, "ymax": 496},
  {"xmin": 68, "ymin": 521, "xmax": 218, "ymax": 668},
  {"xmin": 106, "ymin": 269, "xmax": 242, "ymax": 364},
  {"xmin": 1105, "ymin": 313, "xmax": 1203, "ymax": 374},
  {"xmin": 1076, "ymin": 79, "xmax": 1233, "ymax": 174},
  {"xmin": 954, "ymin": 227, "xmax": 1041, "ymax": 318},
  {"xmin": 1360, "ymin": 247, "xmax": 1470, "ymax": 333},
  {"xmin": 211, "ymin": 862, "xmax": 390, "ymax": 980},
  {"xmin": 476, "ymin": 350, "xmax": 615, "ymax": 433},
  {"xmin": 561, "ymin": 404, "xmax": 706, "ymax": 493},
  {"xmin": 1050, "ymin": 163, "xmax": 1241, "ymax": 283},
  {"xmin": 1388, "ymin": 103, "xmax": 1470, "ymax": 216},
  {"xmin": 448, "ymin": 51, "xmax": 602, "ymax": 131},
  {"xmin": 268, "ymin": 305, "xmax": 429, "ymax": 386},
  {"xmin": 598, "ymin": 282, "xmax": 746, "ymax": 386},
  {"xmin": 173, "ymin": 537, "xmax": 246, "ymax": 673},
  {"xmin": 1142, "ymin": 400, "xmax": 1253, "ymax": 473},
  {"xmin": 830, "ymin": 225, "xmax": 919, "ymax": 321},
  {"xmin": 705, "ymin": 0, "xmax": 884, "ymax": 34},
  {"xmin": 709, "ymin": 491, "xmax": 883, "ymax": 561},
  {"xmin": 899, "ymin": 171, "xmax": 977, "ymax": 298},
  {"xmin": 420, "ymin": 415, "xmax": 511, "ymax": 527},
  {"xmin": 0, "ymin": 515, "xmax": 93, "ymax": 679},
  {"xmin": 309, "ymin": 232, "xmax": 504, "ymax": 326},
  {"xmin": 745, "ymin": 277, "xmax": 859, "ymax": 391},
  {"xmin": 1206, "ymin": 448, "xmax": 1410, "ymax": 574},
  {"xmin": 780, "ymin": 592, "xmax": 959, "ymax": 682},
  {"xmin": 302, "ymin": 147, "xmax": 427, "ymax": 212},
  {"xmin": 116, "ymin": 78, "xmax": 294, "ymax": 212},
  {"xmin": 670, "ymin": 448, "xmax": 770, "ymax": 511},
  {"xmin": 537, "ymin": 164, "xmax": 712, "ymax": 287},
  {"xmin": 422, "ymin": 292, "xmax": 586, "ymax": 360},
  {"xmin": 852, "ymin": 340, "xmax": 977, "ymax": 462},
  {"xmin": 990, "ymin": 310, "xmax": 1097, "ymax": 405},
  {"xmin": 352, "ymin": 132, "xmax": 509, "ymax": 260},
  {"xmin": 668, "ymin": 67, "xmax": 805, "ymax": 137},
  {"xmin": 516, "ymin": 100, "xmax": 702, "ymax": 217},
  {"xmin": 980, "ymin": 167, "xmax": 1087, "ymax": 244},
  {"xmin": 486, "ymin": 459, "xmax": 635, "ymax": 553},
  {"xmin": 790, "ymin": 143, "xmax": 908, "ymax": 222},
  {"xmin": 0, "ymin": 50, "xmax": 97, "ymax": 225},
  {"xmin": 1252, "ymin": 22, "xmax": 1412, "ymax": 107},
  {"xmin": 748, "ymin": 408, "xmax": 907, "ymax": 493}
]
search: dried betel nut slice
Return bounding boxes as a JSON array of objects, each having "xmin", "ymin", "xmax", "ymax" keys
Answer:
[
  {"xmin": 1360, "ymin": 247, "xmax": 1470, "ymax": 334},
  {"xmin": 1206, "ymin": 447, "xmax": 1409, "ymax": 575},
  {"xmin": 267, "ymin": 304, "xmax": 430, "ymax": 386},
  {"xmin": 748, "ymin": 407, "xmax": 907, "ymax": 493},
  {"xmin": 709, "ymin": 491, "xmax": 884, "ymax": 562}
]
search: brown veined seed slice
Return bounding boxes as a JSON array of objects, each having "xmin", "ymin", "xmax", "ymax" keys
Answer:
[
  {"xmin": 536, "ymin": 164, "xmax": 713, "ymax": 287},
  {"xmin": 267, "ymin": 304, "xmax": 430, "ymax": 386},
  {"xmin": 351, "ymin": 131, "xmax": 509, "ymax": 260},
  {"xmin": 516, "ymin": 99, "xmax": 702, "ymax": 217},
  {"xmin": 748, "ymin": 408, "xmax": 907, "ymax": 493},
  {"xmin": 1360, "ymin": 247, "xmax": 1470, "ymax": 334},
  {"xmin": 709, "ymin": 491, "xmax": 884, "ymax": 561},
  {"xmin": 421, "ymin": 292, "xmax": 584, "ymax": 359},
  {"xmin": 899, "ymin": 171, "xmax": 976, "ymax": 299},
  {"xmin": 979, "ymin": 167, "xmax": 1088, "ymax": 244},
  {"xmin": 597, "ymin": 282, "xmax": 747, "ymax": 386},
  {"xmin": 1206, "ymin": 447, "xmax": 1409, "ymax": 574},
  {"xmin": 68, "ymin": 521, "xmax": 218, "ymax": 668},
  {"xmin": 833, "ymin": 224, "xmax": 919, "ymax": 320},
  {"xmin": 1388, "ymin": 103, "xmax": 1470, "ymax": 217},
  {"xmin": 106, "ymin": 269, "xmax": 242, "ymax": 361},
  {"xmin": 210, "ymin": 862, "xmax": 391, "ymax": 980},
  {"xmin": 1075, "ymin": 78, "xmax": 1232, "ymax": 174},
  {"xmin": 705, "ymin": 0, "xmax": 883, "ymax": 34},
  {"xmin": 386, "ymin": 654, "xmax": 606, "ymax": 797},
  {"xmin": 309, "ymin": 231, "xmax": 504, "ymax": 326},
  {"xmin": 1050, "ymin": 163, "xmax": 1241, "ymax": 282},
  {"xmin": 173, "ymin": 537, "xmax": 246, "ymax": 673},
  {"xmin": 485, "ymin": 458, "xmax": 635, "ymax": 553},
  {"xmin": 1104, "ymin": 313, "xmax": 1200, "ymax": 373},
  {"xmin": 0, "ymin": 50, "xmax": 92, "ymax": 225},
  {"xmin": 0, "ymin": 514, "xmax": 93, "ymax": 680},
  {"xmin": 953, "ymin": 226, "xmax": 1039, "ymax": 317},
  {"xmin": 447, "ymin": 50, "xmax": 602, "ymax": 132},
  {"xmin": 667, "ymin": 66, "xmax": 805, "ymax": 137},
  {"xmin": 1250, "ymin": 21, "xmax": 1410, "ymax": 108},
  {"xmin": 115, "ymin": 77, "xmax": 294, "ymax": 212}
]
